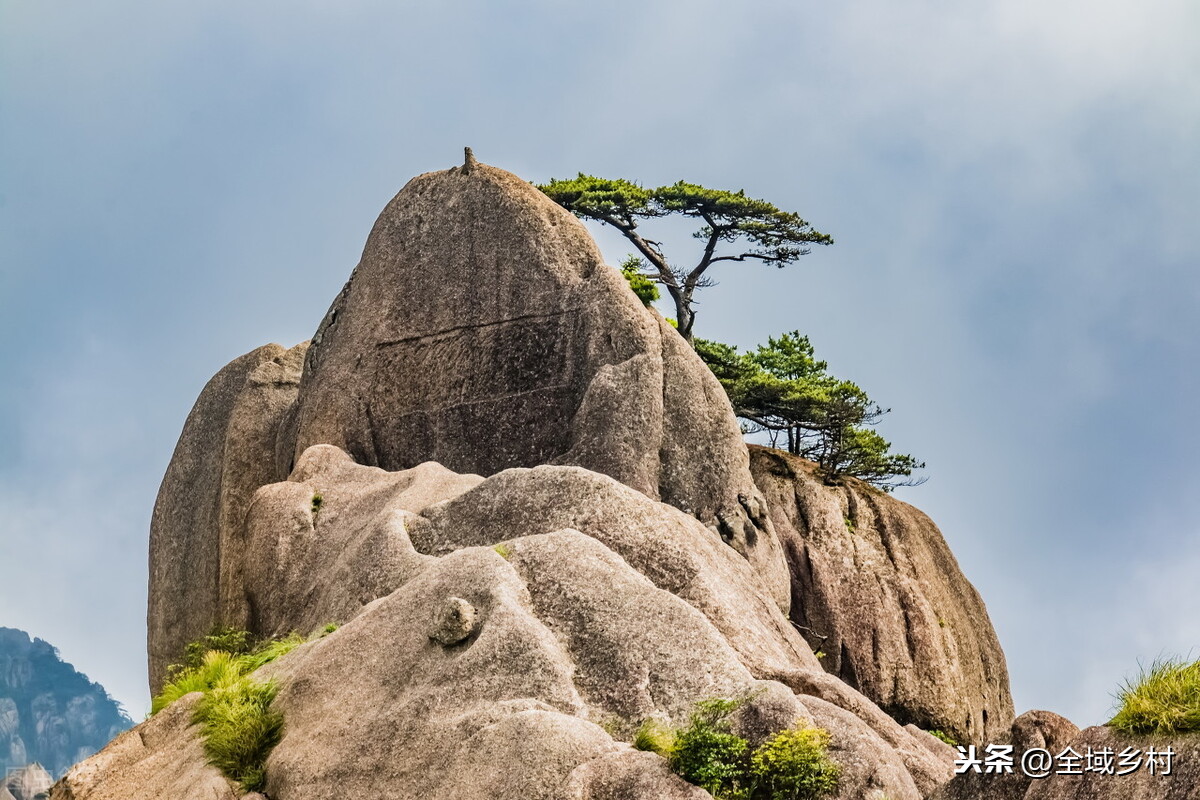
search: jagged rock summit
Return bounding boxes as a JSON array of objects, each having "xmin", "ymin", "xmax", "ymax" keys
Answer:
[
  {"xmin": 148, "ymin": 150, "xmax": 788, "ymax": 688},
  {"xmin": 0, "ymin": 629, "xmax": 130, "ymax": 780}
]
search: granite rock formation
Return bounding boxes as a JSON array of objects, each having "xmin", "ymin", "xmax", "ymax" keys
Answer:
[
  {"xmin": 93, "ymin": 153, "xmax": 1046, "ymax": 798},
  {"xmin": 0, "ymin": 629, "xmax": 130, "ymax": 779},
  {"xmin": 147, "ymin": 153, "xmax": 790, "ymax": 690},
  {"xmin": 147, "ymin": 342, "xmax": 307, "ymax": 691},
  {"xmin": 69, "ymin": 443, "xmax": 956, "ymax": 798},
  {"xmin": 748, "ymin": 446, "xmax": 1014, "ymax": 744}
]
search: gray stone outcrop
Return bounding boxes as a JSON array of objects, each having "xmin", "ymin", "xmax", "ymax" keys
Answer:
[
  {"xmin": 147, "ymin": 342, "xmax": 307, "ymax": 690},
  {"xmin": 749, "ymin": 445, "xmax": 1014, "ymax": 744},
  {"xmin": 73, "ymin": 444, "xmax": 955, "ymax": 798},
  {"xmin": 147, "ymin": 156, "xmax": 792, "ymax": 691}
]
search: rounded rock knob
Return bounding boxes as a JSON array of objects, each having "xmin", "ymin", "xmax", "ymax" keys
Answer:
[{"xmin": 430, "ymin": 596, "xmax": 478, "ymax": 646}]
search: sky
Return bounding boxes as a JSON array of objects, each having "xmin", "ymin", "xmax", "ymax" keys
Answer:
[{"xmin": 1, "ymin": 0, "xmax": 1197, "ymax": 727}]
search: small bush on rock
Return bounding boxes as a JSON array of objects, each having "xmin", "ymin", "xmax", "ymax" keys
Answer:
[
  {"xmin": 1111, "ymin": 657, "xmax": 1200, "ymax": 735},
  {"xmin": 927, "ymin": 729, "xmax": 958, "ymax": 746},
  {"xmin": 750, "ymin": 725, "xmax": 841, "ymax": 800},
  {"xmin": 672, "ymin": 699, "xmax": 751, "ymax": 798},
  {"xmin": 640, "ymin": 696, "xmax": 840, "ymax": 800},
  {"xmin": 169, "ymin": 626, "xmax": 257, "ymax": 678}
]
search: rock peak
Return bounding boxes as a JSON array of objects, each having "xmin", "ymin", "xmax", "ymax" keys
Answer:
[{"xmin": 462, "ymin": 146, "xmax": 477, "ymax": 173}]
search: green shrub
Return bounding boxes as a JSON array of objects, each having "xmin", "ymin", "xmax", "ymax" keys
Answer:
[
  {"xmin": 1111, "ymin": 657, "xmax": 1200, "ymax": 735},
  {"xmin": 647, "ymin": 696, "xmax": 839, "ymax": 800},
  {"xmin": 311, "ymin": 491, "xmax": 324, "ymax": 518},
  {"xmin": 672, "ymin": 699, "xmax": 751, "ymax": 798},
  {"xmin": 927, "ymin": 729, "xmax": 958, "ymax": 746},
  {"xmin": 194, "ymin": 676, "xmax": 283, "ymax": 792},
  {"xmin": 751, "ymin": 725, "xmax": 840, "ymax": 800}
]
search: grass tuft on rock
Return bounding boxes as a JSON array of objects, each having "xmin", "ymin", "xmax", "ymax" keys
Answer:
[
  {"xmin": 927, "ymin": 729, "xmax": 958, "ymax": 746},
  {"xmin": 633, "ymin": 717, "xmax": 677, "ymax": 756},
  {"xmin": 194, "ymin": 676, "xmax": 283, "ymax": 793},
  {"xmin": 1111, "ymin": 657, "xmax": 1200, "ymax": 735},
  {"xmin": 151, "ymin": 650, "xmax": 244, "ymax": 714},
  {"xmin": 151, "ymin": 626, "xmax": 336, "ymax": 792}
]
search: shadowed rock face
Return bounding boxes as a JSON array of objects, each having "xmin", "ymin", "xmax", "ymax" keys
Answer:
[{"xmin": 748, "ymin": 445, "xmax": 1014, "ymax": 745}]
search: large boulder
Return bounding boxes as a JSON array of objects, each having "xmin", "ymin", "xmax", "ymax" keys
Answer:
[
  {"xmin": 146, "ymin": 154, "xmax": 796, "ymax": 691},
  {"xmin": 748, "ymin": 445, "xmax": 1013, "ymax": 744},
  {"xmin": 147, "ymin": 342, "xmax": 307, "ymax": 691},
  {"xmin": 277, "ymin": 151, "xmax": 788, "ymax": 606}
]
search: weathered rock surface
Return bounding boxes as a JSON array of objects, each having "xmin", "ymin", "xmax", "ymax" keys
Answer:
[
  {"xmin": 239, "ymin": 444, "xmax": 812, "ymax": 681},
  {"xmin": 146, "ymin": 156, "xmax": 797, "ymax": 692},
  {"xmin": 748, "ymin": 445, "xmax": 1013, "ymax": 744},
  {"xmin": 277, "ymin": 154, "xmax": 788, "ymax": 604},
  {"xmin": 49, "ymin": 695, "xmax": 237, "ymax": 800},
  {"xmin": 0, "ymin": 629, "xmax": 130, "ymax": 779},
  {"xmin": 147, "ymin": 341, "xmax": 307, "ymax": 690},
  {"xmin": 930, "ymin": 710, "xmax": 1079, "ymax": 800},
  {"xmin": 79, "ymin": 442, "xmax": 955, "ymax": 798}
]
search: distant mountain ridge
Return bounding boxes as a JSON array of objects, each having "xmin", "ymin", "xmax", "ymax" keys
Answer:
[{"xmin": 0, "ymin": 627, "xmax": 131, "ymax": 779}]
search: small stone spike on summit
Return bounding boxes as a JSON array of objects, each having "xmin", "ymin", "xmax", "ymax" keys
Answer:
[{"xmin": 462, "ymin": 146, "xmax": 477, "ymax": 173}]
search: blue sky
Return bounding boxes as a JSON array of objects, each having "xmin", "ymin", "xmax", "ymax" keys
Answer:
[{"xmin": 2, "ymin": 1, "xmax": 1197, "ymax": 725}]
